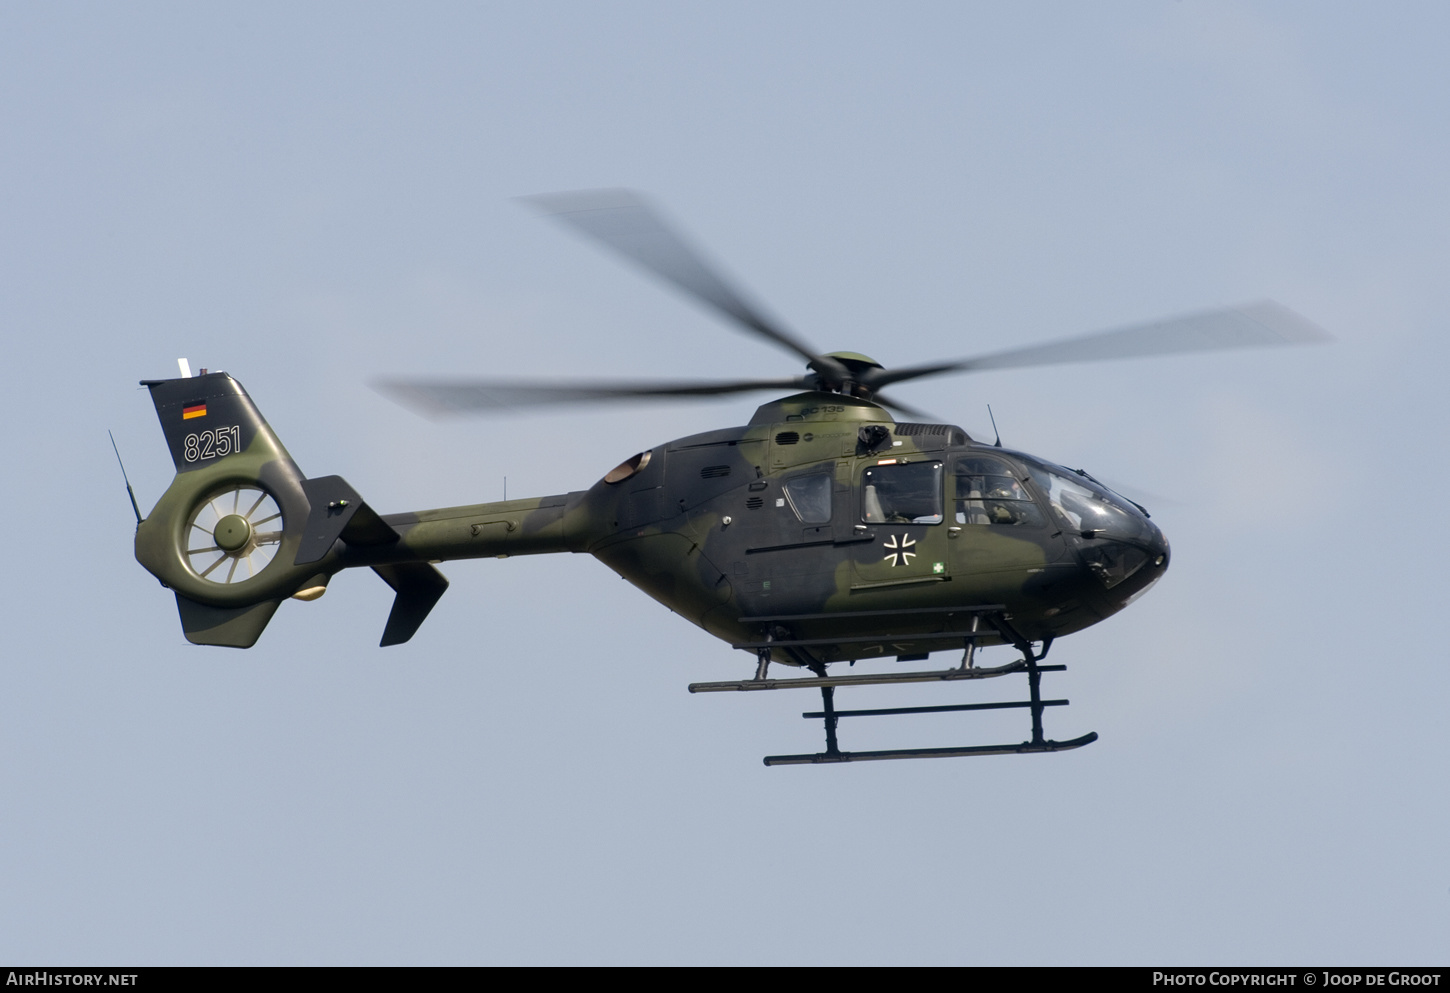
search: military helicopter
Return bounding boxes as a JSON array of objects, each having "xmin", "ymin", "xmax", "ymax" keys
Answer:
[{"xmin": 129, "ymin": 190, "xmax": 1327, "ymax": 765}]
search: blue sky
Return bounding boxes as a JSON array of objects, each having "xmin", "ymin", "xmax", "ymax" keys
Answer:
[{"xmin": 2, "ymin": 2, "xmax": 1447, "ymax": 964}]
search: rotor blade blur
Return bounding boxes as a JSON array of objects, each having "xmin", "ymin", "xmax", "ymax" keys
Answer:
[
  {"xmin": 871, "ymin": 392, "xmax": 936, "ymax": 420},
  {"xmin": 1095, "ymin": 479, "xmax": 1184, "ymax": 512},
  {"xmin": 865, "ymin": 301, "xmax": 1331, "ymax": 389},
  {"xmin": 374, "ymin": 375, "xmax": 811, "ymax": 417},
  {"xmin": 521, "ymin": 190, "xmax": 844, "ymax": 380}
]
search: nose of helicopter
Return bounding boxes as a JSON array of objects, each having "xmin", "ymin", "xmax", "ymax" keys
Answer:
[
  {"xmin": 1116, "ymin": 519, "xmax": 1170, "ymax": 605},
  {"xmin": 1148, "ymin": 520, "xmax": 1170, "ymax": 570},
  {"xmin": 1072, "ymin": 493, "xmax": 1170, "ymax": 601}
]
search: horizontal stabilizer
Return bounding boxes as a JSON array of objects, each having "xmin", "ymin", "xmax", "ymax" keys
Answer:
[
  {"xmin": 175, "ymin": 593, "xmax": 282, "ymax": 649},
  {"xmin": 373, "ymin": 562, "xmax": 449, "ymax": 647},
  {"xmin": 295, "ymin": 475, "xmax": 399, "ymax": 565}
]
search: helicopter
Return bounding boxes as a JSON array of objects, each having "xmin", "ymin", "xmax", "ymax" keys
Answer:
[{"xmin": 129, "ymin": 190, "xmax": 1328, "ymax": 765}]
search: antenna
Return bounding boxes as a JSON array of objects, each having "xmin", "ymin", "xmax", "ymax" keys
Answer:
[
  {"xmin": 109, "ymin": 430, "xmax": 143, "ymax": 524},
  {"xmin": 177, "ymin": 358, "xmax": 192, "ymax": 378},
  {"xmin": 987, "ymin": 405, "xmax": 1002, "ymax": 448}
]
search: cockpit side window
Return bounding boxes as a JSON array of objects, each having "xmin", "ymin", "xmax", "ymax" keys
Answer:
[
  {"xmin": 782, "ymin": 473, "xmax": 832, "ymax": 524},
  {"xmin": 862, "ymin": 462, "xmax": 943, "ymax": 524},
  {"xmin": 954, "ymin": 456, "xmax": 1044, "ymax": 527}
]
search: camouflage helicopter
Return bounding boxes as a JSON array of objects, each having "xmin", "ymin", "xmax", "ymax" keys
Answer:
[{"xmin": 129, "ymin": 191, "xmax": 1327, "ymax": 765}]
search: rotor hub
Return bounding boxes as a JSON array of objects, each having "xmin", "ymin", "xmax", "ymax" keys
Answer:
[{"xmin": 213, "ymin": 514, "xmax": 254, "ymax": 553}]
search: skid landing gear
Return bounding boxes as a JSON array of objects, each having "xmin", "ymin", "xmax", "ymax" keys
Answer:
[{"xmin": 690, "ymin": 613, "xmax": 1097, "ymax": 765}]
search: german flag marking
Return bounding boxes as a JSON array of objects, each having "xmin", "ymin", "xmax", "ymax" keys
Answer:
[{"xmin": 182, "ymin": 403, "xmax": 207, "ymax": 420}]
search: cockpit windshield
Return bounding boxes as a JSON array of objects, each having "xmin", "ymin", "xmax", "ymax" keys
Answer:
[{"xmin": 1023, "ymin": 461, "xmax": 1154, "ymax": 544}]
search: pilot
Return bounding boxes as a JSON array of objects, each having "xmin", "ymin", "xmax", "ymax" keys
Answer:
[{"xmin": 985, "ymin": 478, "xmax": 1022, "ymax": 525}]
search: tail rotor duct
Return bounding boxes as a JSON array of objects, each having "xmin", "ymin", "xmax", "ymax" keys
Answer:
[{"xmin": 184, "ymin": 485, "xmax": 284, "ymax": 585}]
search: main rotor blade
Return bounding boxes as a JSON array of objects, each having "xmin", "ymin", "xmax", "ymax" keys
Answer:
[
  {"xmin": 871, "ymin": 392, "xmax": 936, "ymax": 420},
  {"xmin": 521, "ymin": 189, "xmax": 845, "ymax": 381},
  {"xmin": 864, "ymin": 301, "xmax": 1331, "ymax": 390},
  {"xmin": 374, "ymin": 375, "xmax": 812, "ymax": 417}
]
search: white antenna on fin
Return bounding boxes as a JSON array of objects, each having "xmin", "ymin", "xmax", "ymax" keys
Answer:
[{"xmin": 177, "ymin": 358, "xmax": 193, "ymax": 378}]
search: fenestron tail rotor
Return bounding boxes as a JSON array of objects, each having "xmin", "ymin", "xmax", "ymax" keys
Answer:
[
  {"xmin": 184, "ymin": 485, "xmax": 284, "ymax": 584},
  {"xmin": 135, "ymin": 371, "xmax": 452, "ymax": 649}
]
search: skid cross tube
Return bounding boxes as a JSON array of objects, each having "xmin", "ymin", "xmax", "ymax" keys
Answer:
[
  {"xmin": 983, "ymin": 615, "xmax": 1055, "ymax": 746},
  {"xmin": 819, "ymin": 685, "xmax": 840, "ymax": 756}
]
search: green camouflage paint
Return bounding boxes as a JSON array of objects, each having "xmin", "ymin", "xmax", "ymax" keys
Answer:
[{"xmin": 134, "ymin": 376, "xmax": 1169, "ymax": 659}]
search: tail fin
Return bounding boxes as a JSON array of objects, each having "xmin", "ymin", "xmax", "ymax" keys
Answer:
[{"xmin": 133, "ymin": 372, "xmax": 446, "ymax": 648}]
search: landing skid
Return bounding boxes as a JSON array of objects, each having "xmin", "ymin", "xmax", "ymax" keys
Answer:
[
  {"xmin": 763, "ymin": 733, "xmax": 1099, "ymax": 766},
  {"xmin": 696, "ymin": 610, "xmax": 1098, "ymax": 766}
]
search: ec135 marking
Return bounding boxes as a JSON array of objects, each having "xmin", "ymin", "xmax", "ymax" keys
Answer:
[{"xmin": 127, "ymin": 189, "xmax": 1329, "ymax": 764}]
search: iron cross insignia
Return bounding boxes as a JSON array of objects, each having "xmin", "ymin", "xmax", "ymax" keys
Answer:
[{"xmin": 882, "ymin": 533, "xmax": 917, "ymax": 567}]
